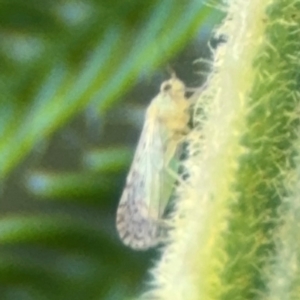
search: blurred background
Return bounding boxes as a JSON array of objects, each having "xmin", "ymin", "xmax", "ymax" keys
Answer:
[{"xmin": 0, "ymin": 1, "xmax": 224, "ymax": 299}]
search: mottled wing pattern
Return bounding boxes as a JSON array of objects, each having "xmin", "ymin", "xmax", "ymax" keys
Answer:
[{"xmin": 116, "ymin": 116, "xmax": 164, "ymax": 250}]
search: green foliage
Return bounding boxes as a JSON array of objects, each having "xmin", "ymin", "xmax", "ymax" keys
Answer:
[
  {"xmin": 0, "ymin": 1, "xmax": 222, "ymax": 299},
  {"xmin": 146, "ymin": 0, "xmax": 300, "ymax": 299}
]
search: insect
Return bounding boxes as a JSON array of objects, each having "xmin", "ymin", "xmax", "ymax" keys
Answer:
[{"xmin": 116, "ymin": 74, "xmax": 190, "ymax": 250}]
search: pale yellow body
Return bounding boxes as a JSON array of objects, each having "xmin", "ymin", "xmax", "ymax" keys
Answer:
[{"xmin": 116, "ymin": 76, "xmax": 190, "ymax": 250}]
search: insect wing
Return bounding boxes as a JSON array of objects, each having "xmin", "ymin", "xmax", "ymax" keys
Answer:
[{"xmin": 116, "ymin": 116, "xmax": 165, "ymax": 250}]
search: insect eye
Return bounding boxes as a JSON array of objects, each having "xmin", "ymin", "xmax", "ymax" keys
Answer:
[{"xmin": 161, "ymin": 83, "xmax": 172, "ymax": 92}]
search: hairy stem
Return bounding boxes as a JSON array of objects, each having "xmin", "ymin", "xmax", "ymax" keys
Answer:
[{"xmin": 144, "ymin": 0, "xmax": 300, "ymax": 299}]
